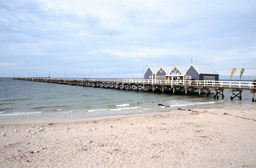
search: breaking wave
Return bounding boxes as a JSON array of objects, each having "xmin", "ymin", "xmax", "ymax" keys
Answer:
[
  {"xmin": 0, "ymin": 111, "xmax": 42, "ymax": 116},
  {"xmin": 168, "ymin": 101, "xmax": 215, "ymax": 107}
]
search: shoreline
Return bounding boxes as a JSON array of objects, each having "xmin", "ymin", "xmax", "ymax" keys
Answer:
[
  {"xmin": 0, "ymin": 105, "xmax": 256, "ymax": 167},
  {"xmin": 0, "ymin": 103, "xmax": 255, "ymax": 124}
]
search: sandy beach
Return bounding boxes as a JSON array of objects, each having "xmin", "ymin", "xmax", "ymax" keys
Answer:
[{"xmin": 0, "ymin": 106, "xmax": 256, "ymax": 168}]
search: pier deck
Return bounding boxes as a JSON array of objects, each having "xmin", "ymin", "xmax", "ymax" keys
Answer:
[{"xmin": 14, "ymin": 77, "xmax": 256, "ymax": 102}]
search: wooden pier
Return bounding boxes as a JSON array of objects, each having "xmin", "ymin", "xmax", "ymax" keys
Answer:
[{"xmin": 13, "ymin": 77, "xmax": 256, "ymax": 102}]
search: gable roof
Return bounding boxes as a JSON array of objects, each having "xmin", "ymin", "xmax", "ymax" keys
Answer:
[
  {"xmin": 147, "ymin": 66, "xmax": 172, "ymax": 74},
  {"xmin": 161, "ymin": 66, "xmax": 172, "ymax": 74},
  {"xmin": 150, "ymin": 67, "xmax": 160, "ymax": 73},
  {"xmin": 167, "ymin": 65, "xmax": 189, "ymax": 76},
  {"xmin": 189, "ymin": 64, "xmax": 217, "ymax": 74},
  {"xmin": 146, "ymin": 64, "xmax": 218, "ymax": 75},
  {"xmin": 175, "ymin": 65, "xmax": 189, "ymax": 74}
]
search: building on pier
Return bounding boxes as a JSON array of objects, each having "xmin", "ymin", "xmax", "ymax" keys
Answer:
[
  {"xmin": 144, "ymin": 67, "xmax": 170, "ymax": 80},
  {"xmin": 144, "ymin": 64, "xmax": 219, "ymax": 81},
  {"xmin": 185, "ymin": 65, "xmax": 219, "ymax": 80},
  {"xmin": 165, "ymin": 66, "xmax": 187, "ymax": 81}
]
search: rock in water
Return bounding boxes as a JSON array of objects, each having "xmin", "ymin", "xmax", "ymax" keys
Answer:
[
  {"xmin": 36, "ymin": 128, "xmax": 44, "ymax": 132},
  {"xmin": 158, "ymin": 104, "xmax": 165, "ymax": 106},
  {"xmin": 39, "ymin": 128, "xmax": 44, "ymax": 132}
]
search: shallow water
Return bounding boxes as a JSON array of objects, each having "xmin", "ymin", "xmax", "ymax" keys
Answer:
[{"xmin": 0, "ymin": 78, "xmax": 255, "ymax": 120}]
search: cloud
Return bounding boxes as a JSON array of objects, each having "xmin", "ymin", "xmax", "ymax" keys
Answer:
[
  {"xmin": 103, "ymin": 47, "xmax": 188, "ymax": 58},
  {"xmin": 0, "ymin": 0, "xmax": 256, "ymax": 77}
]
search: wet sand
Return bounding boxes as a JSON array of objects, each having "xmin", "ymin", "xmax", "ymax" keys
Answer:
[{"xmin": 0, "ymin": 106, "xmax": 256, "ymax": 168}]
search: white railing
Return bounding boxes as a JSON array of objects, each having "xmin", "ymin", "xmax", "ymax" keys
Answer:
[
  {"xmin": 90, "ymin": 79, "xmax": 255, "ymax": 89},
  {"xmin": 25, "ymin": 77, "xmax": 255, "ymax": 90}
]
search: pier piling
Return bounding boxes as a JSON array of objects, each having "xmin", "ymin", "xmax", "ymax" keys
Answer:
[
  {"xmin": 214, "ymin": 89, "xmax": 224, "ymax": 99},
  {"xmin": 252, "ymin": 91, "xmax": 255, "ymax": 102},
  {"xmin": 13, "ymin": 77, "xmax": 255, "ymax": 102},
  {"xmin": 230, "ymin": 89, "xmax": 242, "ymax": 100}
]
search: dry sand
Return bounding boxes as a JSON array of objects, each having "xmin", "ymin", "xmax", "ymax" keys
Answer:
[{"xmin": 0, "ymin": 106, "xmax": 256, "ymax": 168}]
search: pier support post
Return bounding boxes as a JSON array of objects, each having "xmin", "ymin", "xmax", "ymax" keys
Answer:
[
  {"xmin": 207, "ymin": 89, "xmax": 211, "ymax": 97},
  {"xmin": 143, "ymin": 84, "xmax": 146, "ymax": 91},
  {"xmin": 152, "ymin": 85, "xmax": 155, "ymax": 92},
  {"xmin": 173, "ymin": 87, "xmax": 176, "ymax": 94},
  {"xmin": 167, "ymin": 86, "xmax": 171, "ymax": 93},
  {"xmin": 230, "ymin": 89, "xmax": 242, "ymax": 100},
  {"xmin": 143, "ymin": 85, "xmax": 147, "ymax": 91},
  {"xmin": 252, "ymin": 91, "xmax": 255, "ymax": 102},
  {"xmin": 198, "ymin": 88, "xmax": 201, "ymax": 97},
  {"xmin": 214, "ymin": 89, "xmax": 224, "ymax": 99},
  {"xmin": 161, "ymin": 86, "xmax": 165, "ymax": 93},
  {"xmin": 129, "ymin": 85, "xmax": 133, "ymax": 91},
  {"xmin": 134, "ymin": 85, "xmax": 138, "ymax": 91},
  {"xmin": 115, "ymin": 83, "xmax": 120, "ymax": 89},
  {"xmin": 185, "ymin": 87, "xmax": 188, "ymax": 95}
]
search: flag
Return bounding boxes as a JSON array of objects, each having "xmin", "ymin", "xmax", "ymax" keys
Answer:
[
  {"xmin": 240, "ymin": 68, "xmax": 245, "ymax": 80},
  {"xmin": 231, "ymin": 68, "xmax": 236, "ymax": 80}
]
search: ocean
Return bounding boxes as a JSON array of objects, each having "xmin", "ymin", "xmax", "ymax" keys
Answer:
[{"xmin": 0, "ymin": 78, "xmax": 254, "ymax": 120}]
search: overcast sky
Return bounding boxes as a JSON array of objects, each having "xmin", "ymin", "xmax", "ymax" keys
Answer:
[{"xmin": 0, "ymin": 0, "xmax": 256, "ymax": 78}]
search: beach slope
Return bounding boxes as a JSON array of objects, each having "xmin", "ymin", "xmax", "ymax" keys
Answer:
[{"xmin": 0, "ymin": 106, "xmax": 256, "ymax": 168}]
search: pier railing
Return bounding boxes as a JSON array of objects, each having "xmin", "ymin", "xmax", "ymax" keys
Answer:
[
  {"xmin": 84, "ymin": 78, "xmax": 255, "ymax": 90},
  {"xmin": 14, "ymin": 77, "xmax": 255, "ymax": 90}
]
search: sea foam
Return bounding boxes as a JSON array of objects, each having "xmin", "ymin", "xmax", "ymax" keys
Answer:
[
  {"xmin": 168, "ymin": 101, "xmax": 215, "ymax": 107},
  {"xmin": 87, "ymin": 106, "xmax": 140, "ymax": 113},
  {"xmin": 109, "ymin": 106, "xmax": 140, "ymax": 111},
  {"xmin": 0, "ymin": 111, "xmax": 42, "ymax": 116},
  {"xmin": 116, "ymin": 104, "xmax": 130, "ymax": 107}
]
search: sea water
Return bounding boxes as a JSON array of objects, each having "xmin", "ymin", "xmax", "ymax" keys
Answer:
[{"xmin": 0, "ymin": 78, "xmax": 254, "ymax": 120}]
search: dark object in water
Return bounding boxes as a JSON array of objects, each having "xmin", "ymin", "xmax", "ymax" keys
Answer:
[
  {"xmin": 177, "ymin": 107, "xmax": 185, "ymax": 110},
  {"xmin": 158, "ymin": 104, "xmax": 165, "ymax": 106}
]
